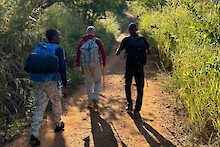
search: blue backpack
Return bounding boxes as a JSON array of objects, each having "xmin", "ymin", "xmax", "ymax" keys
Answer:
[{"xmin": 24, "ymin": 42, "xmax": 59, "ymax": 74}]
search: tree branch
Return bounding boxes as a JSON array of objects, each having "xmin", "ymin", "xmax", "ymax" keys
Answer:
[{"xmin": 41, "ymin": 0, "xmax": 62, "ymax": 9}]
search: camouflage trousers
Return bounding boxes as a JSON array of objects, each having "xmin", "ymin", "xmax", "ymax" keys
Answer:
[
  {"xmin": 30, "ymin": 81, "xmax": 62, "ymax": 137},
  {"xmin": 84, "ymin": 65, "xmax": 102, "ymax": 106}
]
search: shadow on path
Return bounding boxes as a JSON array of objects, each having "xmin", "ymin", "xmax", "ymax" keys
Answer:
[
  {"xmin": 128, "ymin": 113, "xmax": 176, "ymax": 147},
  {"xmin": 40, "ymin": 114, "xmax": 66, "ymax": 147},
  {"xmin": 49, "ymin": 133, "xmax": 66, "ymax": 147},
  {"xmin": 90, "ymin": 110, "xmax": 118, "ymax": 147}
]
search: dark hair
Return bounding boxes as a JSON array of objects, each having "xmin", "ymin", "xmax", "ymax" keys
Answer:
[
  {"xmin": 129, "ymin": 23, "xmax": 138, "ymax": 34},
  {"xmin": 46, "ymin": 29, "xmax": 60, "ymax": 42}
]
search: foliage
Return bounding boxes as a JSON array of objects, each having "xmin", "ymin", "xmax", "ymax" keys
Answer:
[
  {"xmin": 96, "ymin": 11, "xmax": 121, "ymax": 54},
  {"xmin": 128, "ymin": 0, "xmax": 167, "ymax": 17},
  {"xmin": 64, "ymin": 0, "xmax": 124, "ymax": 25},
  {"xmin": 129, "ymin": 0, "xmax": 220, "ymax": 144}
]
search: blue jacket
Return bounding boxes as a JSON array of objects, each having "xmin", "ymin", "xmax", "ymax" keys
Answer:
[{"xmin": 30, "ymin": 42, "xmax": 67, "ymax": 88}]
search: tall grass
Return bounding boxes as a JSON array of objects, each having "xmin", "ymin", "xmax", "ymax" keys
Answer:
[{"xmin": 129, "ymin": 0, "xmax": 220, "ymax": 145}]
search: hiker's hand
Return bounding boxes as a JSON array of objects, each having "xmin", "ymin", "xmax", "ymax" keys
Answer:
[
  {"xmin": 101, "ymin": 64, "xmax": 105, "ymax": 69},
  {"xmin": 115, "ymin": 50, "xmax": 120, "ymax": 56},
  {"xmin": 115, "ymin": 48, "xmax": 120, "ymax": 56},
  {"xmin": 147, "ymin": 49, "xmax": 151, "ymax": 55},
  {"xmin": 77, "ymin": 66, "xmax": 82, "ymax": 72},
  {"xmin": 62, "ymin": 88, "xmax": 68, "ymax": 98}
]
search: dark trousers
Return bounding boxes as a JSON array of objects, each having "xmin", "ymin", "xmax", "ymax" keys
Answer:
[{"xmin": 125, "ymin": 64, "xmax": 144, "ymax": 112}]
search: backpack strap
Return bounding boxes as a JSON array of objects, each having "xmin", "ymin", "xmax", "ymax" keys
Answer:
[{"xmin": 92, "ymin": 37, "xmax": 96, "ymax": 41}]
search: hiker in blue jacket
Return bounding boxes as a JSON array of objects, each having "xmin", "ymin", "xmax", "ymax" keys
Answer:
[{"xmin": 29, "ymin": 29, "xmax": 67, "ymax": 146}]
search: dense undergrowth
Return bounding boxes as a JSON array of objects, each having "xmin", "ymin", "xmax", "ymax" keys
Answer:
[
  {"xmin": 129, "ymin": 0, "xmax": 219, "ymax": 145},
  {"xmin": 0, "ymin": 0, "xmax": 127, "ymax": 144}
]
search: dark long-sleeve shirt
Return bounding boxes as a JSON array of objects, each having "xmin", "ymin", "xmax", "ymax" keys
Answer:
[
  {"xmin": 116, "ymin": 33, "xmax": 149, "ymax": 66},
  {"xmin": 117, "ymin": 33, "xmax": 149, "ymax": 55}
]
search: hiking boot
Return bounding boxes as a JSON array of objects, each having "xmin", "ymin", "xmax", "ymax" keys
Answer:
[
  {"xmin": 126, "ymin": 105, "xmax": 133, "ymax": 113},
  {"xmin": 87, "ymin": 105, "xmax": 93, "ymax": 109},
  {"xmin": 54, "ymin": 121, "xmax": 64, "ymax": 133},
  {"xmin": 92, "ymin": 100, "xmax": 99, "ymax": 111},
  {"xmin": 29, "ymin": 135, "xmax": 40, "ymax": 146},
  {"xmin": 134, "ymin": 110, "xmax": 141, "ymax": 119}
]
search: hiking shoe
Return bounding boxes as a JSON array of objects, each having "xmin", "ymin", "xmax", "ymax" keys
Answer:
[
  {"xmin": 54, "ymin": 121, "xmax": 64, "ymax": 133},
  {"xmin": 87, "ymin": 105, "xmax": 93, "ymax": 109},
  {"xmin": 29, "ymin": 135, "xmax": 40, "ymax": 146},
  {"xmin": 126, "ymin": 105, "xmax": 133, "ymax": 113},
  {"xmin": 134, "ymin": 110, "xmax": 141, "ymax": 119}
]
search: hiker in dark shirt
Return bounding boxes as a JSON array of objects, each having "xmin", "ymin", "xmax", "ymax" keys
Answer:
[{"xmin": 116, "ymin": 23, "xmax": 149, "ymax": 118}]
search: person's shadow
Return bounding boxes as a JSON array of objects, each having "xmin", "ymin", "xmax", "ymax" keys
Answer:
[
  {"xmin": 128, "ymin": 113, "xmax": 176, "ymax": 147},
  {"xmin": 49, "ymin": 133, "xmax": 66, "ymax": 147},
  {"xmin": 40, "ymin": 114, "xmax": 66, "ymax": 147},
  {"xmin": 90, "ymin": 110, "xmax": 119, "ymax": 147}
]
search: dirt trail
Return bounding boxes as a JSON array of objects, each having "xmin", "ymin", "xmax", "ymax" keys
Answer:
[{"xmin": 5, "ymin": 14, "xmax": 187, "ymax": 147}]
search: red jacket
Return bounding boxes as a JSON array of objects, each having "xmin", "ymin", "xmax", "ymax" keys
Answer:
[{"xmin": 76, "ymin": 34, "xmax": 106, "ymax": 67}]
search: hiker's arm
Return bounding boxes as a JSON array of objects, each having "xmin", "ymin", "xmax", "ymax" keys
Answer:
[
  {"xmin": 143, "ymin": 37, "xmax": 150, "ymax": 54},
  {"xmin": 57, "ymin": 47, "xmax": 67, "ymax": 88},
  {"xmin": 116, "ymin": 38, "xmax": 126, "ymax": 56},
  {"xmin": 76, "ymin": 42, "xmax": 82, "ymax": 67},
  {"xmin": 97, "ymin": 39, "xmax": 106, "ymax": 67}
]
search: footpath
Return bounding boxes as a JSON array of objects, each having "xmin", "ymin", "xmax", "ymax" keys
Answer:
[{"xmin": 5, "ymin": 13, "xmax": 187, "ymax": 147}]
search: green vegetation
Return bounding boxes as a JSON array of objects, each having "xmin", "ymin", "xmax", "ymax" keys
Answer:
[
  {"xmin": 0, "ymin": 0, "xmax": 125, "ymax": 143},
  {"xmin": 129, "ymin": 0, "xmax": 219, "ymax": 145},
  {"xmin": 1, "ymin": 0, "xmax": 219, "ymax": 145}
]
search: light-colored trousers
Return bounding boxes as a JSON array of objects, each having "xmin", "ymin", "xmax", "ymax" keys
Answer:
[
  {"xmin": 83, "ymin": 65, "xmax": 102, "ymax": 106},
  {"xmin": 30, "ymin": 81, "xmax": 62, "ymax": 137}
]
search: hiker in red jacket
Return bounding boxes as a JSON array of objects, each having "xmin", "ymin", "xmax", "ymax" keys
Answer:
[{"xmin": 76, "ymin": 26, "xmax": 106, "ymax": 110}]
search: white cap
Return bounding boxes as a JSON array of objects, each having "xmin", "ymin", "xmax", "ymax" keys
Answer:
[{"xmin": 86, "ymin": 26, "xmax": 96, "ymax": 32}]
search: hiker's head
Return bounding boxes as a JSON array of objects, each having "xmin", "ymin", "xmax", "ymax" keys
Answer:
[
  {"xmin": 86, "ymin": 26, "xmax": 96, "ymax": 35},
  {"xmin": 46, "ymin": 29, "xmax": 61, "ymax": 44},
  {"xmin": 128, "ymin": 23, "xmax": 138, "ymax": 35}
]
